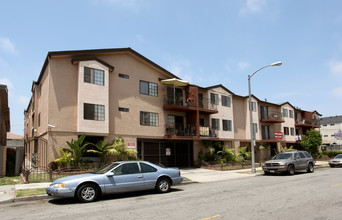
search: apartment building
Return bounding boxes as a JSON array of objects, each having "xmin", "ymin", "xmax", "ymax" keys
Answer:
[
  {"xmin": 320, "ymin": 115, "xmax": 342, "ymax": 151},
  {"xmin": 0, "ymin": 84, "xmax": 10, "ymax": 177},
  {"xmin": 24, "ymin": 48, "xmax": 321, "ymax": 168}
]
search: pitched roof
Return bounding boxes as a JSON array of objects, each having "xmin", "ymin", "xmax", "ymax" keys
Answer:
[
  {"xmin": 320, "ymin": 115, "xmax": 342, "ymax": 125},
  {"xmin": 37, "ymin": 47, "xmax": 179, "ymax": 84}
]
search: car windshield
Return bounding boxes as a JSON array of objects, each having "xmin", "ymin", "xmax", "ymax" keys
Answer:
[
  {"xmin": 335, "ymin": 154, "xmax": 342, "ymax": 159},
  {"xmin": 92, "ymin": 163, "xmax": 120, "ymax": 174},
  {"xmin": 272, "ymin": 153, "xmax": 293, "ymax": 160}
]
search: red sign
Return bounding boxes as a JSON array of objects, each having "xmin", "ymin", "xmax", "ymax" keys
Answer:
[
  {"xmin": 166, "ymin": 148, "xmax": 171, "ymax": 156},
  {"xmin": 275, "ymin": 132, "xmax": 283, "ymax": 139}
]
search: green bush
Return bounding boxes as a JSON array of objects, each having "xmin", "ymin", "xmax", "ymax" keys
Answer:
[{"xmin": 323, "ymin": 151, "xmax": 342, "ymax": 158}]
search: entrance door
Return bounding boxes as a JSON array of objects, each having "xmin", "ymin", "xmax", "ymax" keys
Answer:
[{"xmin": 175, "ymin": 116, "xmax": 184, "ymax": 136}]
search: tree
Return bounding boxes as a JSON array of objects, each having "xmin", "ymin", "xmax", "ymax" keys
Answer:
[
  {"xmin": 300, "ymin": 129, "xmax": 322, "ymax": 156},
  {"xmin": 87, "ymin": 139, "xmax": 111, "ymax": 163},
  {"xmin": 60, "ymin": 134, "xmax": 90, "ymax": 166},
  {"xmin": 106, "ymin": 138, "xmax": 138, "ymax": 161},
  {"xmin": 238, "ymin": 146, "xmax": 252, "ymax": 161}
]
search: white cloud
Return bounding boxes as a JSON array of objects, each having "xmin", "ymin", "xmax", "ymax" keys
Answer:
[
  {"xmin": 240, "ymin": 0, "xmax": 267, "ymax": 14},
  {"xmin": 0, "ymin": 77, "xmax": 13, "ymax": 88},
  {"xmin": 0, "ymin": 37, "xmax": 16, "ymax": 54},
  {"xmin": 238, "ymin": 61, "xmax": 250, "ymax": 71},
  {"xmin": 331, "ymin": 87, "xmax": 342, "ymax": 97},
  {"xmin": 328, "ymin": 60, "xmax": 342, "ymax": 76}
]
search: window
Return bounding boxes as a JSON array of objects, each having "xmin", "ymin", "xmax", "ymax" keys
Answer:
[
  {"xmin": 38, "ymin": 113, "xmax": 41, "ymax": 127},
  {"xmin": 222, "ymin": 95, "xmax": 231, "ymax": 107},
  {"xmin": 331, "ymin": 124, "xmax": 335, "ymax": 126},
  {"xmin": 332, "ymin": 134, "xmax": 335, "ymax": 137},
  {"xmin": 118, "ymin": 107, "xmax": 129, "ymax": 112},
  {"xmin": 199, "ymin": 118, "xmax": 205, "ymax": 126},
  {"xmin": 118, "ymin": 73, "xmax": 129, "ymax": 79},
  {"xmin": 84, "ymin": 103, "xmax": 105, "ymax": 121},
  {"xmin": 140, "ymin": 81, "xmax": 158, "ymax": 96},
  {"xmin": 210, "ymin": 93, "xmax": 219, "ymax": 105},
  {"xmin": 212, "ymin": 118, "xmax": 220, "ymax": 130},
  {"xmin": 140, "ymin": 163, "xmax": 157, "ymax": 173},
  {"xmin": 284, "ymin": 127, "xmax": 289, "ymax": 135},
  {"xmin": 282, "ymin": 109, "xmax": 288, "ymax": 117},
  {"xmin": 253, "ymin": 123, "xmax": 258, "ymax": 133},
  {"xmin": 39, "ymin": 84, "xmax": 42, "ymax": 98},
  {"xmin": 84, "ymin": 67, "xmax": 104, "ymax": 86},
  {"xmin": 222, "ymin": 120, "xmax": 232, "ymax": 131},
  {"xmin": 291, "ymin": 127, "xmax": 295, "ymax": 136},
  {"xmin": 303, "ymin": 152, "xmax": 312, "ymax": 158},
  {"xmin": 168, "ymin": 115, "xmax": 175, "ymax": 126},
  {"xmin": 324, "ymin": 135, "xmax": 328, "ymax": 137},
  {"xmin": 323, "ymin": 124, "xmax": 327, "ymax": 127},
  {"xmin": 289, "ymin": 110, "xmax": 294, "ymax": 118},
  {"xmin": 114, "ymin": 163, "xmax": 140, "ymax": 175},
  {"xmin": 249, "ymin": 102, "xmax": 257, "ymax": 112},
  {"xmin": 298, "ymin": 152, "xmax": 306, "ymax": 158},
  {"xmin": 140, "ymin": 111, "xmax": 159, "ymax": 126}
]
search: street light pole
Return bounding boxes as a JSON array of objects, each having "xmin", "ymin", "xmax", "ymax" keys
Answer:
[{"xmin": 248, "ymin": 61, "xmax": 282, "ymax": 173}]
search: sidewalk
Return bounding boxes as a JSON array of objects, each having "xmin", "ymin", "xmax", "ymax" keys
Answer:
[{"xmin": 0, "ymin": 161, "xmax": 329, "ymax": 204}]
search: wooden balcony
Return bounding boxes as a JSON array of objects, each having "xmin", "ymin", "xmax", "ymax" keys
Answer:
[{"xmin": 260, "ymin": 111, "xmax": 284, "ymax": 123}]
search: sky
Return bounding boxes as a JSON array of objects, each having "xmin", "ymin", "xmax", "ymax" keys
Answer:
[{"xmin": 1, "ymin": 0, "xmax": 342, "ymax": 135}]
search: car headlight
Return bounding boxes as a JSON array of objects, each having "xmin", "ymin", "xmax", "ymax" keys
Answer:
[{"xmin": 51, "ymin": 183, "xmax": 65, "ymax": 188}]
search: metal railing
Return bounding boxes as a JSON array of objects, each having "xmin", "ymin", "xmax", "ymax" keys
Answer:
[
  {"xmin": 164, "ymin": 96, "xmax": 217, "ymax": 111},
  {"xmin": 261, "ymin": 111, "xmax": 283, "ymax": 121},
  {"xmin": 296, "ymin": 118, "xmax": 320, "ymax": 127},
  {"xmin": 165, "ymin": 124, "xmax": 197, "ymax": 136}
]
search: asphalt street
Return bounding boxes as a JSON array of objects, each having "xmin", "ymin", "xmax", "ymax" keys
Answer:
[{"xmin": 1, "ymin": 167, "xmax": 341, "ymax": 220}]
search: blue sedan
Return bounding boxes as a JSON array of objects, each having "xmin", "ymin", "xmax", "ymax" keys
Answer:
[{"xmin": 46, "ymin": 161, "xmax": 183, "ymax": 202}]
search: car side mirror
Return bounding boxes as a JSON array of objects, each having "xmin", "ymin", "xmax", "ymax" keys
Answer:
[
  {"xmin": 106, "ymin": 173, "xmax": 115, "ymax": 177},
  {"xmin": 296, "ymin": 156, "xmax": 300, "ymax": 160}
]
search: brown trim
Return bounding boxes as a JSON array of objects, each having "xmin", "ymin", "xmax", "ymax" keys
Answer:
[
  {"xmin": 37, "ymin": 47, "xmax": 179, "ymax": 84},
  {"xmin": 71, "ymin": 57, "xmax": 115, "ymax": 72}
]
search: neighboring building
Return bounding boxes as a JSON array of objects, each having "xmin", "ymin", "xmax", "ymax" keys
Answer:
[
  {"xmin": 320, "ymin": 116, "xmax": 342, "ymax": 151},
  {"xmin": 6, "ymin": 133, "xmax": 24, "ymax": 176},
  {"xmin": 0, "ymin": 84, "xmax": 10, "ymax": 177},
  {"xmin": 24, "ymin": 48, "xmax": 321, "ymax": 168}
]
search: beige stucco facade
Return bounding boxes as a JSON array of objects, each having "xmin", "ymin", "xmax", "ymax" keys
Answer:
[{"xmin": 24, "ymin": 48, "xmax": 321, "ymax": 168}]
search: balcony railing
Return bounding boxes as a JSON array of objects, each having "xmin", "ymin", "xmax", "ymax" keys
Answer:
[
  {"xmin": 295, "ymin": 118, "xmax": 320, "ymax": 127},
  {"xmin": 164, "ymin": 96, "xmax": 217, "ymax": 112},
  {"xmin": 260, "ymin": 111, "xmax": 284, "ymax": 122},
  {"xmin": 165, "ymin": 125, "xmax": 217, "ymax": 138},
  {"xmin": 165, "ymin": 124, "xmax": 197, "ymax": 137},
  {"xmin": 199, "ymin": 126, "xmax": 217, "ymax": 137}
]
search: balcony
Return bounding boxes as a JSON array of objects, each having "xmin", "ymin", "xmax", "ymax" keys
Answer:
[
  {"xmin": 295, "ymin": 118, "xmax": 320, "ymax": 128},
  {"xmin": 163, "ymin": 97, "xmax": 218, "ymax": 114},
  {"xmin": 165, "ymin": 124, "xmax": 197, "ymax": 137},
  {"xmin": 260, "ymin": 111, "xmax": 285, "ymax": 123},
  {"xmin": 165, "ymin": 125, "xmax": 217, "ymax": 138}
]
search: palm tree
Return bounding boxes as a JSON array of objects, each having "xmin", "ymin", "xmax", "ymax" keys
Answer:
[
  {"xmin": 238, "ymin": 146, "xmax": 252, "ymax": 162},
  {"xmin": 87, "ymin": 139, "xmax": 111, "ymax": 163},
  {"xmin": 106, "ymin": 138, "xmax": 138, "ymax": 161},
  {"xmin": 61, "ymin": 134, "xmax": 90, "ymax": 166}
]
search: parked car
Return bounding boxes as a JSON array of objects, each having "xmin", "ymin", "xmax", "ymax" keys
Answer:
[
  {"xmin": 46, "ymin": 161, "xmax": 183, "ymax": 202},
  {"xmin": 262, "ymin": 151, "xmax": 315, "ymax": 175},
  {"xmin": 329, "ymin": 154, "xmax": 342, "ymax": 167}
]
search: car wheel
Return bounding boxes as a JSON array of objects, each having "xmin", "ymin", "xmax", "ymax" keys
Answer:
[
  {"xmin": 156, "ymin": 178, "xmax": 171, "ymax": 193},
  {"xmin": 264, "ymin": 171, "xmax": 270, "ymax": 175},
  {"xmin": 287, "ymin": 165, "xmax": 295, "ymax": 175},
  {"xmin": 307, "ymin": 163, "xmax": 314, "ymax": 173},
  {"xmin": 330, "ymin": 164, "xmax": 335, "ymax": 168},
  {"xmin": 76, "ymin": 184, "xmax": 98, "ymax": 203}
]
